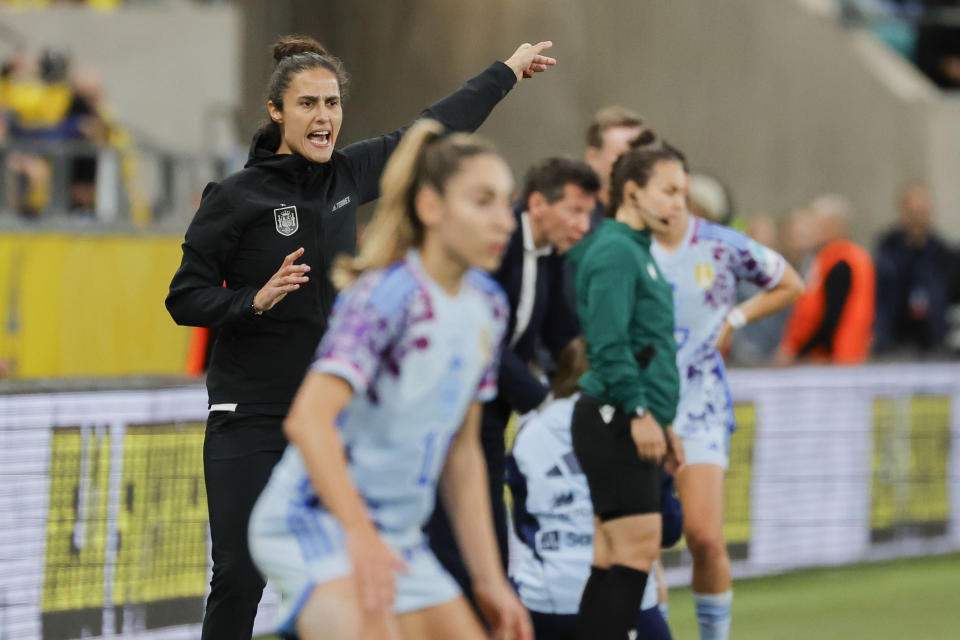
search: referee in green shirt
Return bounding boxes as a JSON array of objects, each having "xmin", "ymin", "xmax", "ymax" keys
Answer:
[{"xmin": 565, "ymin": 145, "xmax": 687, "ymax": 640}]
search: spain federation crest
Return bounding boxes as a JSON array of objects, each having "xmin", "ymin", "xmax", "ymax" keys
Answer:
[
  {"xmin": 695, "ymin": 263, "xmax": 715, "ymax": 289},
  {"xmin": 274, "ymin": 205, "xmax": 299, "ymax": 236}
]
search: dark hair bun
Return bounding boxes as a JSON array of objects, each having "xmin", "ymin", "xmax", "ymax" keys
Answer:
[{"xmin": 272, "ymin": 35, "xmax": 327, "ymax": 66}]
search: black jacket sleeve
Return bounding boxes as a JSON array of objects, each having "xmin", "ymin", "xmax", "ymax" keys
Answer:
[
  {"xmin": 872, "ymin": 239, "xmax": 899, "ymax": 353},
  {"xmin": 165, "ymin": 182, "xmax": 259, "ymax": 328},
  {"xmin": 799, "ymin": 260, "xmax": 852, "ymax": 356},
  {"xmin": 341, "ymin": 62, "xmax": 517, "ymax": 204},
  {"xmin": 541, "ymin": 257, "xmax": 580, "ymax": 357},
  {"xmin": 498, "ymin": 348, "xmax": 550, "ymax": 414}
]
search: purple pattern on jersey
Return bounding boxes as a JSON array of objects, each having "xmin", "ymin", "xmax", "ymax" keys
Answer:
[
  {"xmin": 312, "ymin": 264, "xmax": 434, "ymax": 403},
  {"xmin": 695, "ymin": 220, "xmax": 785, "ymax": 292},
  {"xmin": 686, "ymin": 220, "xmax": 785, "ymax": 316},
  {"xmin": 466, "ymin": 269, "xmax": 510, "ymax": 402}
]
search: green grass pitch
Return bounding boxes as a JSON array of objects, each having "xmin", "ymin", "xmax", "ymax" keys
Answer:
[
  {"xmin": 666, "ymin": 553, "xmax": 960, "ymax": 639},
  {"xmin": 256, "ymin": 553, "xmax": 960, "ymax": 639}
]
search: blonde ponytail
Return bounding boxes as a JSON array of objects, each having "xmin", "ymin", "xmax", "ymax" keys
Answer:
[{"xmin": 332, "ymin": 119, "xmax": 497, "ymax": 288}]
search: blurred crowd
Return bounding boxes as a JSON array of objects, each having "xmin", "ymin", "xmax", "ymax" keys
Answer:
[
  {"xmin": 724, "ymin": 183, "xmax": 960, "ymax": 366},
  {"xmin": 0, "ymin": 0, "xmax": 227, "ymax": 8},
  {"xmin": 838, "ymin": 0, "xmax": 960, "ymax": 89},
  {"xmin": 0, "ymin": 48, "xmax": 124, "ymax": 218}
]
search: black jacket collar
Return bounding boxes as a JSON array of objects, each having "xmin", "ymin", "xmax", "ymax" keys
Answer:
[{"xmin": 244, "ymin": 130, "xmax": 330, "ymax": 180}]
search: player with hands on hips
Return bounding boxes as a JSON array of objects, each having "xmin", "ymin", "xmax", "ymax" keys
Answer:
[{"xmin": 642, "ymin": 137, "xmax": 803, "ymax": 640}]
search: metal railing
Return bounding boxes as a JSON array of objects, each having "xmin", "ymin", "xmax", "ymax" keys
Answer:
[{"xmin": 0, "ymin": 136, "xmax": 233, "ymax": 230}]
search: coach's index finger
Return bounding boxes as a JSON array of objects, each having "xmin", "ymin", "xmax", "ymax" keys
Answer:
[
  {"xmin": 281, "ymin": 247, "xmax": 305, "ymax": 268},
  {"xmin": 529, "ymin": 40, "xmax": 556, "ymax": 62}
]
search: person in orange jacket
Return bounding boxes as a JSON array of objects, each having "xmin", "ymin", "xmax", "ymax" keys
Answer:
[{"xmin": 775, "ymin": 195, "xmax": 876, "ymax": 365}]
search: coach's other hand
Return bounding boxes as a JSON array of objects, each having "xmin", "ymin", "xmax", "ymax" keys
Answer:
[{"xmin": 252, "ymin": 247, "xmax": 311, "ymax": 313}]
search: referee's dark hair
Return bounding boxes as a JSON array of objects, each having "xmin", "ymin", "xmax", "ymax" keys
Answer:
[
  {"xmin": 606, "ymin": 144, "xmax": 687, "ymax": 218},
  {"xmin": 520, "ymin": 157, "xmax": 600, "ymax": 209},
  {"xmin": 629, "ymin": 128, "xmax": 690, "ymax": 173}
]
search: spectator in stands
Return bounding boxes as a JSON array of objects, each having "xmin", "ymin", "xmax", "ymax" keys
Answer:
[
  {"xmin": 780, "ymin": 206, "xmax": 820, "ymax": 276},
  {"xmin": 775, "ymin": 195, "xmax": 876, "ymax": 365},
  {"xmin": 916, "ymin": 1, "xmax": 960, "ymax": 88},
  {"xmin": 687, "ymin": 173, "xmax": 734, "ymax": 226},
  {"xmin": 0, "ymin": 49, "xmax": 108, "ymax": 216},
  {"xmin": 873, "ymin": 183, "xmax": 956, "ymax": 355},
  {"xmin": 63, "ymin": 66, "xmax": 110, "ymax": 215},
  {"xmin": 426, "ymin": 156, "xmax": 598, "ymax": 597}
]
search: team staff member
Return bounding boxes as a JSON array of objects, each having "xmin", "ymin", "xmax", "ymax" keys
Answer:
[
  {"xmin": 565, "ymin": 147, "xmax": 686, "ymax": 640},
  {"xmin": 165, "ymin": 35, "xmax": 556, "ymax": 640}
]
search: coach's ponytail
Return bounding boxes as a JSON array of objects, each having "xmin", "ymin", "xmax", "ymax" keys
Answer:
[{"xmin": 332, "ymin": 119, "xmax": 497, "ymax": 288}]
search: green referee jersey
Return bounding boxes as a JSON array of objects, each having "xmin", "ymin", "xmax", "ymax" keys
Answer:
[{"xmin": 566, "ymin": 219, "xmax": 680, "ymax": 427}]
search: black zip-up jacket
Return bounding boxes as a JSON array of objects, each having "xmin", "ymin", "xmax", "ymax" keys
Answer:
[{"xmin": 166, "ymin": 61, "xmax": 517, "ymax": 413}]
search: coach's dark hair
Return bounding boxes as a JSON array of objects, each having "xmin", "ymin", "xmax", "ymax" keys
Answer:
[
  {"xmin": 256, "ymin": 35, "xmax": 350, "ymax": 151},
  {"xmin": 606, "ymin": 145, "xmax": 687, "ymax": 218},
  {"xmin": 333, "ymin": 119, "xmax": 498, "ymax": 288},
  {"xmin": 520, "ymin": 157, "xmax": 599, "ymax": 209}
]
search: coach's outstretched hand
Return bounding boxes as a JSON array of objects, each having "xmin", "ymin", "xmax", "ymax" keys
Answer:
[
  {"xmin": 474, "ymin": 577, "xmax": 534, "ymax": 640},
  {"xmin": 504, "ymin": 41, "xmax": 557, "ymax": 82}
]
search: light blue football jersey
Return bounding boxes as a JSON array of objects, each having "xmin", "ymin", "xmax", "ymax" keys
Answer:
[
  {"xmin": 651, "ymin": 216, "xmax": 785, "ymax": 436},
  {"xmin": 508, "ymin": 395, "xmax": 659, "ymax": 615},
  {"xmin": 266, "ymin": 250, "xmax": 509, "ymax": 549}
]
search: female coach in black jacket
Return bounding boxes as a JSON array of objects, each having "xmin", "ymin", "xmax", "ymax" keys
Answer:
[{"xmin": 165, "ymin": 35, "xmax": 556, "ymax": 640}]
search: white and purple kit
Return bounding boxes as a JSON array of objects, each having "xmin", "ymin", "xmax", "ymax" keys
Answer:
[
  {"xmin": 248, "ymin": 250, "xmax": 508, "ymax": 633},
  {"xmin": 651, "ymin": 216, "xmax": 786, "ymax": 468},
  {"xmin": 508, "ymin": 394, "xmax": 660, "ymax": 615}
]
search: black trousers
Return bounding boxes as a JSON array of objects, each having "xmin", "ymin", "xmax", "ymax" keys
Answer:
[
  {"xmin": 202, "ymin": 411, "xmax": 286, "ymax": 640},
  {"xmin": 425, "ymin": 398, "xmax": 511, "ymax": 597}
]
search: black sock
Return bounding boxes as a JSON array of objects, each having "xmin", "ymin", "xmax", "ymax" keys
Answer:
[
  {"xmin": 577, "ymin": 565, "xmax": 610, "ymax": 625},
  {"xmin": 577, "ymin": 564, "xmax": 648, "ymax": 639}
]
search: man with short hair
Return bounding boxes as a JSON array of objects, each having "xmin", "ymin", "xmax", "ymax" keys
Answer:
[
  {"xmin": 426, "ymin": 156, "xmax": 600, "ymax": 594},
  {"xmin": 874, "ymin": 183, "xmax": 956, "ymax": 354},
  {"xmin": 584, "ymin": 105, "xmax": 646, "ymax": 220},
  {"xmin": 776, "ymin": 194, "xmax": 876, "ymax": 365}
]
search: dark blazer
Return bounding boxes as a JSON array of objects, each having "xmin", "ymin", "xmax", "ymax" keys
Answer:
[{"xmin": 490, "ymin": 206, "xmax": 580, "ymax": 414}]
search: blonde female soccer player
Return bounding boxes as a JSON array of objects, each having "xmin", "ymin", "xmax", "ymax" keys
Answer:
[{"xmin": 248, "ymin": 119, "xmax": 532, "ymax": 640}]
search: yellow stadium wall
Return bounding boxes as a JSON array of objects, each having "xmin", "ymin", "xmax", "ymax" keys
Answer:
[{"xmin": 0, "ymin": 233, "xmax": 190, "ymax": 378}]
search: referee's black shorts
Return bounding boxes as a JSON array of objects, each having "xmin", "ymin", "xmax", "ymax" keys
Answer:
[{"xmin": 571, "ymin": 394, "xmax": 663, "ymax": 521}]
